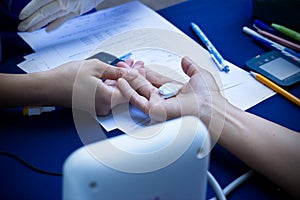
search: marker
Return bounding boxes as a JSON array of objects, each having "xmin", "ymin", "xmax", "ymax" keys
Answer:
[
  {"xmin": 191, "ymin": 22, "xmax": 229, "ymax": 73},
  {"xmin": 271, "ymin": 23, "xmax": 300, "ymax": 42},
  {"xmin": 23, "ymin": 106, "xmax": 55, "ymax": 116},
  {"xmin": 250, "ymin": 71, "xmax": 300, "ymax": 107},
  {"xmin": 243, "ymin": 27, "xmax": 300, "ymax": 63}
]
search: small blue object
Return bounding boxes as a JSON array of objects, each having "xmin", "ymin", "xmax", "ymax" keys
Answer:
[
  {"xmin": 223, "ymin": 65, "xmax": 230, "ymax": 73},
  {"xmin": 118, "ymin": 52, "xmax": 132, "ymax": 61}
]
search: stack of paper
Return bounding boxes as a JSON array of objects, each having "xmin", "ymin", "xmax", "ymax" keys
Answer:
[{"xmin": 17, "ymin": 1, "xmax": 274, "ymax": 132}]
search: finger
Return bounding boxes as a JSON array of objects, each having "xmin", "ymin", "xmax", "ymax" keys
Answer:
[
  {"xmin": 93, "ymin": 60, "xmax": 126, "ymax": 80},
  {"xmin": 116, "ymin": 61, "xmax": 132, "ymax": 69},
  {"xmin": 18, "ymin": 1, "xmax": 62, "ymax": 31},
  {"xmin": 181, "ymin": 56, "xmax": 201, "ymax": 78},
  {"xmin": 104, "ymin": 79, "xmax": 117, "ymax": 86},
  {"xmin": 124, "ymin": 59, "xmax": 134, "ymax": 66},
  {"xmin": 28, "ymin": 10, "xmax": 70, "ymax": 32},
  {"xmin": 145, "ymin": 69, "xmax": 176, "ymax": 87},
  {"xmin": 117, "ymin": 78, "xmax": 149, "ymax": 114},
  {"xmin": 118, "ymin": 77, "xmax": 169, "ymax": 122},
  {"xmin": 46, "ymin": 12, "xmax": 77, "ymax": 32},
  {"xmin": 182, "ymin": 56, "xmax": 219, "ymax": 91},
  {"xmin": 122, "ymin": 69, "xmax": 154, "ymax": 99},
  {"xmin": 19, "ymin": 0, "xmax": 51, "ymax": 20},
  {"xmin": 96, "ymin": 60, "xmax": 153, "ymax": 99},
  {"xmin": 94, "ymin": 81, "xmax": 114, "ymax": 116},
  {"xmin": 131, "ymin": 61, "xmax": 146, "ymax": 76},
  {"xmin": 18, "ymin": 12, "xmax": 43, "ymax": 32},
  {"xmin": 117, "ymin": 60, "xmax": 147, "ymax": 77},
  {"xmin": 132, "ymin": 61, "xmax": 144, "ymax": 69}
]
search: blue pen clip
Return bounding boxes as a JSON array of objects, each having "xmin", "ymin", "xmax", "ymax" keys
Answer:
[
  {"xmin": 283, "ymin": 47, "xmax": 300, "ymax": 59},
  {"xmin": 210, "ymin": 53, "xmax": 229, "ymax": 72}
]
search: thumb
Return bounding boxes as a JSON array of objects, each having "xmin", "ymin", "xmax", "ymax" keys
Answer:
[{"xmin": 181, "ymin": 56, "xmax": 200, "ymax": 78}]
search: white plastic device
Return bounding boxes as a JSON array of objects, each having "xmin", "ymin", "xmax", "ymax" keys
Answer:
[{"xmin": 63, "ymin": 116, "xmax": 210, "ymax": 200}]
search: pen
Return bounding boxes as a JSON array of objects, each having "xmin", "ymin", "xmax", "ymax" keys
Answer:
[
  {"xmin": 253, "ymin": 19, "xmax": 278, "ymax": 35},
  {"xmin": 243, "ymin": 27, "xmax": 300, "ymax": 63},
  {"xmin": 271, "ymin": 23, "xmax": 300, "ymax": 42},
  {"xmin": 252, "ymin": 33, "xmax": 300, "ymax": 63},
  {"xmin": 256, "ymin": 28, "xmax": 300, "ymax": 52},
  {"xmin": 191, "ymin": 22, "xmax": 229, "ymax": 73},
  {"xmin": 250, "ymin": 71, "xmax": 300, "ymax": 107}
]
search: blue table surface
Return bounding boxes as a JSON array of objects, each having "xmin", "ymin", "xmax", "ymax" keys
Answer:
[{"xmin": 0, "ymin": 0, "xmax": 299, "ymax": 199}]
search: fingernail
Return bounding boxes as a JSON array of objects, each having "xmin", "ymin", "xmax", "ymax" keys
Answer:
[
  {"xmin": 17, "ymin": 24, "xmax": 25, "ymax": 32},
  {"xmin": 19, "ymin": 13, "xmax": 25, "ymax": 20}
]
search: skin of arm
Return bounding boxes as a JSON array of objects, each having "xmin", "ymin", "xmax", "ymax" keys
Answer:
[
  {"xmin": 0, "ymin": 59, "xmax": 132, "ymax": 116},
  {"xmin": 117, "ymin": 56, "xmax": 300, "ymax": 198}
]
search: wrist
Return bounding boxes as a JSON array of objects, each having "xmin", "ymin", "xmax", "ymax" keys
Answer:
[
  {"xmin": 200, "ymin": 94, "xmax": 248, "ymax": 145},
  {"xmin": 25, "ymin": 72, "xmax": 52, "ymax": 106},
  {"xmin": 196, "ymin": 93, "xmax": 229, "ymax": 142},
  {"xmin": 36, "ymin": 69, "xmax": 73, "ymax": 108}
]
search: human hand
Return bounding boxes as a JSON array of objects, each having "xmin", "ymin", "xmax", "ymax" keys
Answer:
[
  {"xmin": 117, "ymin": 56, "xmax": 226, "ymax": 123},
  {"xmin": 40, "ymin": 59, "xmax": 132, "ymax": 116},
  {"xmin": 18, "ymin": 0, "xmax": 104, "ymax": 32}
]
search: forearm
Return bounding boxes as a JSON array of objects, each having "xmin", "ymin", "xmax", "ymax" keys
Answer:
[
  {"xmin": 0, "ymin": 73, "xmax": 50, "ymax": 107},
  {"xmin": 205, "ymin": 99, "xmax": 300, "ymax": 197}
]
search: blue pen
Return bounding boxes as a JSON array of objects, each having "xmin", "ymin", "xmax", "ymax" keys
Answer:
[
  {"xmin": 252, "ymin": 34, "xmax": 300, "ymax": 62},
  {"xmin": 284, "ymin": 47, "xmax": 300, "ymax": 59},
  {"xmin": 191, "ymin": 22, "xmax": 229, "ymax": 73},
  {"xmin": 253, "ymin": 19, "xmax": 278, "ymax": 35}
]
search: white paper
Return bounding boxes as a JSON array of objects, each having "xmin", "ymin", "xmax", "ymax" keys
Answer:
[
  {"xmin": 221, "ymin": 62, "xmax": 275, "ymax": 109},
  {"xmin": 17, "ymin": 1, "xmax": 179, "ymax": 73}
]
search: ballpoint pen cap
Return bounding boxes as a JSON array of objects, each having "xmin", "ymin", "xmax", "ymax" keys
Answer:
[
  {"xmin": 272, "ymin": 23, "xmax": 300, "ymax": 41},
  {"xmin": 223, "ymin": 65, "xmax": 230, "ymax": 73},
  {"xmin": 271, "ymin": 23, "xmax": 280, "ymax": 30},
  {"xmin": 243, "ymin": 27, "xmax": 260, "ymax": 38}
]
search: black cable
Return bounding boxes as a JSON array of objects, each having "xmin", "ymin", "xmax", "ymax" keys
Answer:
[{"xmin": 0, "ymin": 151, "xmax": 62, "ymax": 176}]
